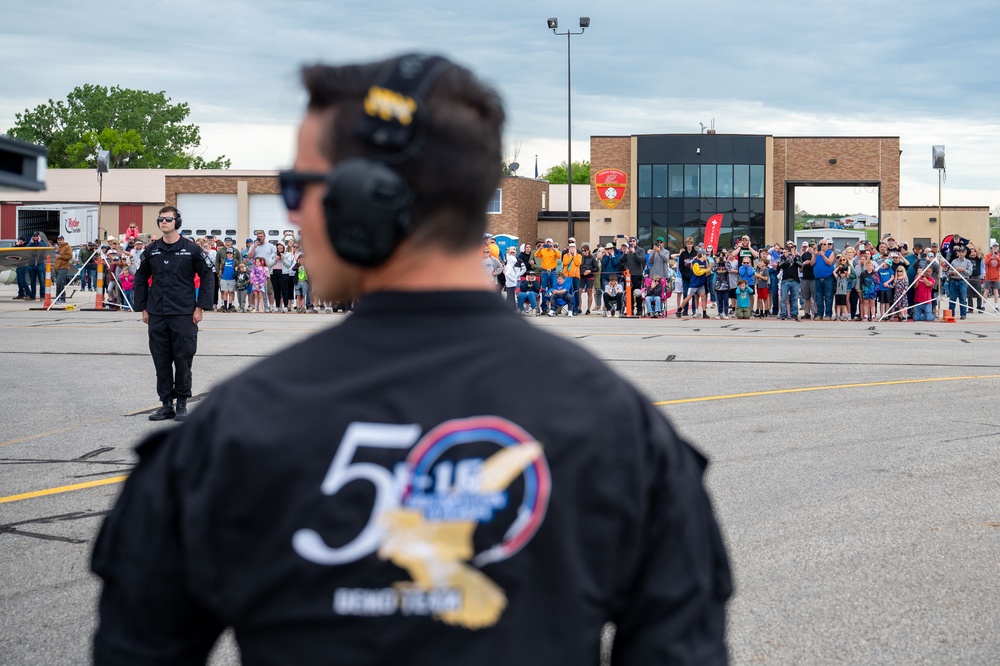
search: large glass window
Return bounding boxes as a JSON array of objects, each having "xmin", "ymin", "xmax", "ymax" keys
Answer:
[
  {"xmin": 684, "ymin": 165, "xmax": 700, "ymax": 197},
  {"xmin": 717, "ymin": 165, "xmax": 733, "ymax": 197},
  {"xmin": 668, "ymin": 164, "xmax": 684, "ymax": 197},
  {"xmin": 750, "ymin": 165, "xmax": 765, "ymax": 198},
  {"xmin": 700, "ymin": 165, "xmax": 716, "ymax": 198},
  {"xmin": 487, "ymin": 188, "xmax": 502, "ymax": 214},
  {"xmin": 733, "ymin": 165, "xmax": 749, "ymax": 198},
  {"xmin": 652, "ymin": 164, "xmax": 668, "ymax": 198},
  {"xmin": 638, "ymin": 164, "xmax": 651, "ymax": 198}
]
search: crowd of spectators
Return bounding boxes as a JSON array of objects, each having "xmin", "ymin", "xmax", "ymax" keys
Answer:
[
  {"xmin": 14, "ymin": 227, "xmax": 997, "ymax": 323},
  {"xmin": 10, "ymin": 226, "xmax": 349, "ymax": 314},
  {"xmin": 484, "ymin": 232, "xmax": 1000, "ymax": 323}
]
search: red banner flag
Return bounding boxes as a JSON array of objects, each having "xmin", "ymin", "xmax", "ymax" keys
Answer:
[{"xmin": 704, "ymin": 214, "xmax": 723, "ymax": 252}]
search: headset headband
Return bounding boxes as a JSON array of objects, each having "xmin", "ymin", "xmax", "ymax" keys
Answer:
[{"xmin": 354, "ymin": 54, "xmax": 450, "ymax": 161}]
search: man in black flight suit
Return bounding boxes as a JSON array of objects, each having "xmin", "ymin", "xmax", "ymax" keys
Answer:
[
  {"xmin": 93, "ymin": 54, "xmax": 732, "ymax": 665},
  {"xmin": 133, "ymin": 205, "xmax": 215, "ymax": 421}
]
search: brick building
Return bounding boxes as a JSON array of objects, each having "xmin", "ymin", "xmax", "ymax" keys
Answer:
[{"xmin": 588, "ymin": 133, "xmax": 989, "ymax": 252}]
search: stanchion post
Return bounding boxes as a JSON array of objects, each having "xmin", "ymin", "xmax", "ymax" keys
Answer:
[
  {"xmin": 624, "ymin": 269, "xmax": 633, "ymax": 317},
  {"xmin": 96, "ymin": 261, "xmax": 104, "ymax": 310},
  {"xmin": 43, "ymin": 255, "xmax": 52, "ymax": 309}
]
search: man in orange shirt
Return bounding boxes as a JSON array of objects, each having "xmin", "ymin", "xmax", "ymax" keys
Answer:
[
  {"xmin": 53, "ymin": 235, "xmax": 73, "ymax": 304},
  {"xmin": 533, "ymin": 237, "xmax": 560, "ymax": 296},
  {"xmin": 984, "ymin": 240, "xmax": 1000, "ymax": 313},
  {"xmin": 561, "ymin": 242, "xmax": 582, "ymax": 314}
]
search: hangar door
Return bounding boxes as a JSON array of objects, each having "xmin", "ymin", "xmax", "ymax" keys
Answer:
[
  {"xmin": 177, "ymin": 194, "xmax": 238, "ymax": 238},
  {"xmin": 250, "ymin": 194, "xmax": 298, "ymax": 242}
]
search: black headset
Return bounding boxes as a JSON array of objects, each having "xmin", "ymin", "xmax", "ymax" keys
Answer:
[
  {"xmin": 160, "ymin": 207, "xmax": 183, "ymax": 230},
  {"xmin": 323, "ymin": 54, "xmax": 449, "ymax": 267}
]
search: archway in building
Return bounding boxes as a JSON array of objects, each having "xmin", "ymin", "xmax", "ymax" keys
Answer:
[{"xmin": 785, "ymin": 182, "xmax": 881, "ymax": 245}]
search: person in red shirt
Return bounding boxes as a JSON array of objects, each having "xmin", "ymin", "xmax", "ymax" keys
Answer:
[{"xmin": 983, "ymin": 240, "xmax": 1000, "ymax": 313}]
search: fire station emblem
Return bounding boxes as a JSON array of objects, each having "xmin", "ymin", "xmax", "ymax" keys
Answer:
[{"xmin": 595, "ymin": 169, "xmax": 627, "ymax": 209}]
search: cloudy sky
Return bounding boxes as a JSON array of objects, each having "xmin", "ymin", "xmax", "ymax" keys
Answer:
[{"xmin": 3, "ymin": 0, "xmax": 998, "ymax": 216}]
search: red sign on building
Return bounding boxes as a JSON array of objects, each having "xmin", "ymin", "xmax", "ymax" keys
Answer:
[{"xmin": 595, "ymin": 169, "xmax": 627, "ymax": 209}]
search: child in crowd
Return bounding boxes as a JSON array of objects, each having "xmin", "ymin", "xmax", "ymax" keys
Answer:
[
  {"xmin": 754, "ymin": 256, "xmax": 770, "ymax": 317},
  {"xmin": 118, "ymin": 267, "xmax": 134, "ymax": 309},
  {"xmin": 734, "ymin": 279, "xmax": 753, "ymax": 319},
  {"xmin": 250, "ymin": 257, "xmax": 269, "ymax": 313},
  {"xmin": 885, "ymin": 265, "xmax": 910, "ymax": 321},
  {"xmin": 834, "ymin": 255, "xmax": 851, "ymax": 321},
  {"xmin": 912, "ymin": 270, "xmax": 936, "ymax": 321},
  {"xmin": 877, "ymin": 260, "xmax": 894, "ymax": 319},
  {"xmin": 234, "ymin": 262, "xmax": 251, "ymax": 313},
  {"xmin": 713, "ymin": 253, "xmax": 731, "ymax": 319},
  {"xmin": 294, "ymin": 256, "xmax": 309, "ymax": 313},
  {"xmin": 738, "ymin": 257, "xmax": 755, "ymax": 313},
  {"xmin": 860, "ymin": 259, "xmax": 880, "ymax": 321},
  {"xmin": 603, "ymin": 274, "xmax": 624, "ymax": 317},
  {"xmin": 671, "ymin": 260, "xmax": 683, "ymax": 313},
  {"xmin": 675, "ymin": 250, "xmax": 709, "ymax": 318}
]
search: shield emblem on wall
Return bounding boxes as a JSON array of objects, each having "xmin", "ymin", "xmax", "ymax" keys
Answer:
[{"xmin": 595, "ymin": 169, "xmax": 627, "ymax": 209}]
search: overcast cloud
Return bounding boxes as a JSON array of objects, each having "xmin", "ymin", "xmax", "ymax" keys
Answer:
[{"xmin": 2, "ymin": 0, "xmax": 998, "ymax": 215}]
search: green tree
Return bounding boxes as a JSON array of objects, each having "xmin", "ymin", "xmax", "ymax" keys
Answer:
[
  {"xmin": 6, "ymin": 84, "xmax": 230, "ymax": 169},
  {"xmin": 542, "ymin": 160, "xmax": 590, "ymax": 184}
]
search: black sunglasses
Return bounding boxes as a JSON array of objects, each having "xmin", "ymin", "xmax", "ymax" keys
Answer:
[
  {"xmin": 156, "ymin": 216, "xmax": 175, "ymax": 223},
  {"xmin": 279, "ymin": 171, "xmax": 328, "ymax": 211}
]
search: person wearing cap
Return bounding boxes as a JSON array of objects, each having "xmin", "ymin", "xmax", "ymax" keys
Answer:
[
  {"xmin": 647, "ymin": 237, "xmax": 671, "ymax": 281},
  {"xmin": 560, "ymin": 242, "xmax": 582, "ymax": 314},
  {"xmin": 599, "ymin": 241, "xmax": 622, "ymax": 294},
  {"xmin": 215, "ymin": 237, "xmax": 242, "ymax": 311},
  {"xmin": 502, "ymin": 245, "xmax": 522, "ymax": 309},
  {"xmin": 946, "ymin": 244, "xmax": 973, "ymax": 319},
  {"xmin": 672, "ymin": 237, "xmax": 697, "ymax": 316},
  {"xmin": 52, "ymin": 235, "xmax": 72, "ymax": 304},
  {"xmin": 797, "ymin": 241, "xmax": 817, "ymax": 319},
  {"xmin": 620, "ymin": 239, "xmax": 647, "ymax": 316},
  {"xmin": 516, "ymin": 270, "xmax": 541, "ymax": 314},
  {"xmin": 12, "ymin": 237, "xmax": 31, "ymax": 300},
  {"xmin": 812, "ymin": 238, "xmax": 836, "ymax": 321},
  {"xmin": 533, "ymin": 238, "xmax": 560, "ymax": 300},
  {"xmin": 983, "ymin": 241, "xmax": 1000, "ymax": 313},
  {"xmin": 24, "ymin": 231, "xmax": 49, "ymax": 301},
  {"xmin": 129, "ymin": 239, "xmax": 146, "ymax": 276},
  {"xmin": 777, "ymin": 242, "xmax": 802, "ymax": 320},
  {"xmin": 218, "ymin": 244, "xmax": 239, "ymax": 312}
]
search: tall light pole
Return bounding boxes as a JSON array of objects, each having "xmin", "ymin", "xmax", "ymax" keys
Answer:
[{"xmin": 547, "ymin": 16, "xmax": 589, "ymax": 240}]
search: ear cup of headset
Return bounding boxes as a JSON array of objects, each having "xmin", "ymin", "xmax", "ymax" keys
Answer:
[
  {"xmin": 323, "ymin": 158, "xmax": 413, "ymax": 267},
  {"xmin": 174, "ymin": 212, "xmax": 182, "ymax": 230}
]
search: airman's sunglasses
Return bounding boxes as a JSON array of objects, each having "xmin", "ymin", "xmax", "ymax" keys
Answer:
[{"xmin": 279, "ymin": 171, "xmax": 328, "ymax": 211}]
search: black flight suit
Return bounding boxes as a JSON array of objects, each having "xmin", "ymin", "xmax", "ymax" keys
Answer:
[
  {"xmin": 93, "ymin": 291, "xmax": 732, "ymax": 665},
  {"xmin": 133, "ymin": 236, "xmax": 215, "ymax": 403}
]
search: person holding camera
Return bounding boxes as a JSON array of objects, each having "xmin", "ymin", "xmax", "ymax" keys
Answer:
[
  {"xmin": 93, "ymin": 55, "xmax": 731, "ymax": 665},
  {"xmin": 778, "ymin": 242, "xmax": 802, "ymax": 320}
]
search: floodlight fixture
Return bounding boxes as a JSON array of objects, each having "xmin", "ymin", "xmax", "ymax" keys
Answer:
[{"xmin": 547, "ymin": 18, "xmax": 558, "ymax": 29}]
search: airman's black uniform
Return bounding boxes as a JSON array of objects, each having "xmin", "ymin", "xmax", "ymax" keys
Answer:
[{"xmin": 133, "ymin": 236, "xmax": 214, "ymax": 419}]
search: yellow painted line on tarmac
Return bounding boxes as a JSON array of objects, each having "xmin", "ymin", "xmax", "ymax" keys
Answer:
[
  {"xmin": 0, "ymin": 475, "xmax": 128, "ymax": 504},
  {"xmin": 654, "ymin": 374, "xmax": 1000, "ymax": 406}
]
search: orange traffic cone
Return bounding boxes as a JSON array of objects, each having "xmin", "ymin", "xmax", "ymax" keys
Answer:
[{"xmin": 942, "ymin": 309, "xmax": 955, "ymax": 322}]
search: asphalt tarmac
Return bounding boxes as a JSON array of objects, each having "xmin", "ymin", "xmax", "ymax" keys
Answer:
[{"xmin": 1, "ymin": 284, "xmax": 998, "ymax": 665}]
